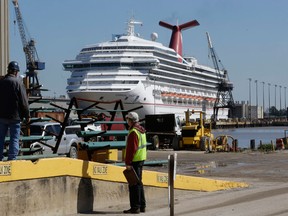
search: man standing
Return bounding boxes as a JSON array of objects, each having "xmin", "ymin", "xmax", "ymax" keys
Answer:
[
  {"xmin": 124, "ymin": 112, "xmax": 147, "ymax": 214},
  {"xmin": 0, "ymin": 61, "xmax": 30, "ymax": 161}
]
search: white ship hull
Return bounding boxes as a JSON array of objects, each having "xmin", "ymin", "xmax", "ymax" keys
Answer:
[{"xmin": 67, "ymin": 80, "xmax": 228, "ymax": 120}]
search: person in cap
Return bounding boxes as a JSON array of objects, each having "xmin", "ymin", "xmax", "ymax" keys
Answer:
[
  {"xmin": 123, "ymin": 112, "xmax": 147, "ymax": 214},
  {"xmin": 0, "ymin": 61, "xmax": 30, "ymax": 160}
]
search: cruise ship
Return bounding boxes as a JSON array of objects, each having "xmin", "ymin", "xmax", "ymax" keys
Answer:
[{"xmin": 63, "ymin": 18, "xmax": 230, "ymax": 120}]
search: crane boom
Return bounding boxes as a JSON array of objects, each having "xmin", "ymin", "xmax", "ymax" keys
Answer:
[
  {"xmin": 206, "ymin": 32, "xmax": 235, "ymax": 122},
  {"xmin": 12, "ymin": 0, "xmax": 45, "ymax": 96},
  {"xmin": 206, "ymin": 32, "xmax": 222, "ymax": 79}
]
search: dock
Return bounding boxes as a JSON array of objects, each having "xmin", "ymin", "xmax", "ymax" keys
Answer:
[
  {"xmin": 0, "ymin": 157, "xmax": 248, "ymax": 215},
  {"xmin": 211, "ymin": 118, "xmax": 288, "ymax": 129}
]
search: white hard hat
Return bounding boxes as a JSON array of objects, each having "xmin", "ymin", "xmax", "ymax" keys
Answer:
[{"xmin": 125, "ymin": 112, "xmax": 139, "ymax": 122}]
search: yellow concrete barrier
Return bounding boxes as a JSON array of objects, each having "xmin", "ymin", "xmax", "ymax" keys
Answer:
[{"xmin": 0, "ymin": 158, "xmax": 248, "ymax": 192}]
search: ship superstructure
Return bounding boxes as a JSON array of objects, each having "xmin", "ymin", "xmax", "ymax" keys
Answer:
[{"xmin": 63, "ymin": 18, "xmax": 230, "ymax": 120}]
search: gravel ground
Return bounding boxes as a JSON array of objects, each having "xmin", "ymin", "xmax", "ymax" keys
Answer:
[
  {"xmin": 145, "ymin": 150, "xmax": 288, "ymax": 182},
  {"xmin": 75, "ymin": 150, "xmax": 288, "ymax": 216}
]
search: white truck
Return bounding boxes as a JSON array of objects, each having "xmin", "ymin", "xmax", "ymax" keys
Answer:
[{"xmin": 29, "ymin": 122, "xmax": 83, "ymax": 158}]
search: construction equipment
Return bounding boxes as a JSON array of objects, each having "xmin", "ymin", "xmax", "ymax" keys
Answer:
[
  {"xmin": 206, "ymin": 32, "xmax": 235, "ymax": 122},
  {"xmin": 172, "ymin": 109, "xmax": 214, "ymax": 151},
  {"xmin": 171, "ymin": 109, "xmax": 236, "ymax": 152},
  {"xmin": 12, "ymin": 0, "xmax": 45, "ymax": 96}
]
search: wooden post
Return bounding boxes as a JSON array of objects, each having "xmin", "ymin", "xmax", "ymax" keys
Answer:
[{"xmin": 271, "ymin": 140, "xmax": 275, "ymax": 151}]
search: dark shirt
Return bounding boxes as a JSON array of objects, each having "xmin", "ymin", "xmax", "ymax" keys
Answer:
[{"xmin": 0, "ymin": 74, "xmax": 30, "ymax": 121}]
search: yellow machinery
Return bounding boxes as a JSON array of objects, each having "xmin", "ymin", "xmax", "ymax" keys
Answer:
[
  {"xmin": 172, "ymin": 109, "xmax": 213, "ymax": 151},
  {"xmin": 171, "ymin": 109, "xmax": 236, "ymax": 152}
]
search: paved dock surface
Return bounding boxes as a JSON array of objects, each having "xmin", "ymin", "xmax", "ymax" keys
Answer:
[{"xmin": 73, "ymin": 150, "xmax": 288, "ymax": 216}]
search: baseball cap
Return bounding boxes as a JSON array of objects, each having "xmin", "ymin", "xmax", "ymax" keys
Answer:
[{"xmin": 125, "ymin": 112, "xmax": 139, "ymax": 122}]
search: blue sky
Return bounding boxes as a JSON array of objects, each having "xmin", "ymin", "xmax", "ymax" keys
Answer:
[{"xmin": 9, "ymin": 0, "xmax": 288, "ymax": 110}]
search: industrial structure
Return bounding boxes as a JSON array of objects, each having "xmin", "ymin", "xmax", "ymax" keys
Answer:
[
  {"xmin": 206, "ymin": 32, "xmax": 235, "ymax": 121},
  {"xmin": 12, "ymin": 0, "xmax": 45, "ymax": 96},
  {"xmin": 0, "ymin": 0, "xmax": 9, "ymax": 76},
  {"xmin": 234, "ymin": 101, "xmax": 263, "ymax": 120}
]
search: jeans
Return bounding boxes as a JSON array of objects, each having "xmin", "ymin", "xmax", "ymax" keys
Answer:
[
  {"xmin": 0, "ymin": 120, "xmax": 20, "ymax": 161},
  {"xmin": 129, "ymin": 161, "xmax": 146, "ymax": 210}
]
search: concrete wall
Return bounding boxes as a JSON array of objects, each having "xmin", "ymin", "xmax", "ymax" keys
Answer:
[
  {"xmin": 0, "ymin": 156, "xmax": 247, "ymax": 215},
  {"xmin": 0, "ymin": 176, "xmax": 167, "ymax": 216}
]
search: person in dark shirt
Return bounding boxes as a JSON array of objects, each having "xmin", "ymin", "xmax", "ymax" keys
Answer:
[
  {"xmin": 0, "ymin": 61, "xmax": 30, "ymax": 160},
  {"xmin": 123, "ymin": 112, "xmax": 147, "ymax": 214}
]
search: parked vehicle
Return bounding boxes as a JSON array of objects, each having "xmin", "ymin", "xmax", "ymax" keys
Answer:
[
  {"xmin": 70, "ymin": 118, "xmax": 102, "ymax": 131},
  {"xmin": 29, "ymin": 122, "xmax": 83, "ymax": 158},
  {"xmin": 145, "ymin": 114, "xmax": 181, "ymax": 149}
]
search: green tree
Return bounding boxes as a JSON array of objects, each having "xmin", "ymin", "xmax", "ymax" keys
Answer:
[{"xmin": 269, "ymin": 106, "xmax": 279, "ymax": 116}]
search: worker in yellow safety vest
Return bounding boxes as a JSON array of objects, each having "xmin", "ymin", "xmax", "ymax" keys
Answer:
[{"xmin": 123, "ymin": 112, "xmax": 147, "ymax": 214}]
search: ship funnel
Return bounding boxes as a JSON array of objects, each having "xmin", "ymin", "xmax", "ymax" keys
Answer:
[{"xmin": 159, "ymin": 20, "xmax": 199, "ymax": 60}]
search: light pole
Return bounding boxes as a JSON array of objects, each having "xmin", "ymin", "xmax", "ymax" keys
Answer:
[
  {"xmin": 285, "ymin": 86, "xmax": 287, "ymax": 109},
  {"xmin": 285, "ymin": 86, "xmax": 287, "ymax": 119},
  {"xmin": 255, "ymin": 80, "xmax": 258, "ymax": 107},
  {"xmin": 248, "ymin": 78, "xmax": 252, "ymax": 120},
  {"xmin": 279, "ymin": 85, "xmax": 282, "ymax": 112},
  {"xmin": 275, "ymin": 84, "xmax": 277, "ymax": 109},
  {"xmin": 262, "ymin": 81, "xmax": 265, "ymax": 117},
  {"xmin": 268, "ymin": 83, "xmax": 271, "ymax": 118}
]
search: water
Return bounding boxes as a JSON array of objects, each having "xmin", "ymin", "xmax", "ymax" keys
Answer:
[{"xmin": 212, "ymin": 126, "xmax": 288, "ymax": 149}]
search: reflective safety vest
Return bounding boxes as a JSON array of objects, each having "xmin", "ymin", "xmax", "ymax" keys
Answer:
[{"xmin": 127, "ymin": 128, "xmax": 147, "ymax": 162}]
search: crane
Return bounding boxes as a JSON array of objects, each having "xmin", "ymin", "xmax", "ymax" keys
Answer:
[
  {"xmin": 12, "ymin": 0, "xmax": 45, "ymax": 96},
  {"xmin": 206, "ymin": 32, "xmax": 235, "ymax": 122}
]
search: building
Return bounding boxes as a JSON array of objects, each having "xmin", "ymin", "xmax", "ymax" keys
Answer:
[{"xmin": 234, "ymin": 101, "xmax": 263, "ymax": 120}]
